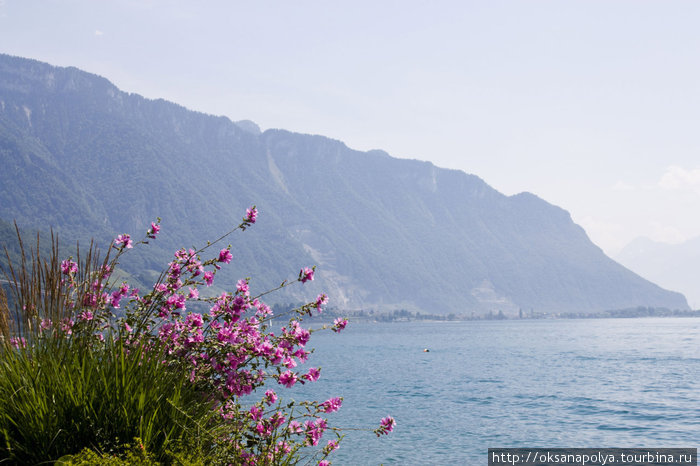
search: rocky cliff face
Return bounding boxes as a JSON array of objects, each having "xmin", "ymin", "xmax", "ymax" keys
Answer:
[{"xmin": 0, "ymin": 53, "xmax": 689, "ymax": 314}]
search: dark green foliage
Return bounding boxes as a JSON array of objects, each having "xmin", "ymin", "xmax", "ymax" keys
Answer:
[
  {"xmin": 56, "ymin": 440, "xmax": 161, "ymax": 465},
  {"xmin": 0, "ymin": 228, "xmax": 217, "ymax": 464},
  {"xmin": 0, "ymin": 335, "xmax": 213, "ymax": 463}
]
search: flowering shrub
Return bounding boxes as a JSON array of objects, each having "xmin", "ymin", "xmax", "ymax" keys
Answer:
[{"xmin": 0, "ymin": 208, "xmax": 394, "ymax": 464}]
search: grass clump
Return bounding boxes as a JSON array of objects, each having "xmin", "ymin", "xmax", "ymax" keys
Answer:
[{"xmin": 0, "ymin": 228, "xmax": 213, "ymax": 463}]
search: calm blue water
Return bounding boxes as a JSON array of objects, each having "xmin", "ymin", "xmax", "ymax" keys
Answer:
[{"xmin": 287, "ymin": 318, "xmax": 700, "ymax": 465}]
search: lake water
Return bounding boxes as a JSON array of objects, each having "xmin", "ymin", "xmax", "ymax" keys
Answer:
[{"xmin": 288, "ymin": 318, "xmax": 700, "ymax": 465}]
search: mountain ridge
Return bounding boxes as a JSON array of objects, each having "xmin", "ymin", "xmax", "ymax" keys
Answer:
[{"xmin": 0, "ymin": 53, "xmax": 689, "ymax": 314}]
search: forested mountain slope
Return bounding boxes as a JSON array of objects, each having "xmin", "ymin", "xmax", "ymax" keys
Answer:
[{"xmin": 0, "ymin": 54, "xmax": 688, "ymax": 314}]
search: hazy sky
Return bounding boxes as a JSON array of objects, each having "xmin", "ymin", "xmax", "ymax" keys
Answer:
[{"xmin": 2, "ymin": 0, "xmax": 699, "ymax": 254}]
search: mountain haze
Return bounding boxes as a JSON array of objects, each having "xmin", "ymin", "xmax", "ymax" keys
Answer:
[
  {"xmin": 616, "ymin": 236, "xmax": 700, "ymax": 309},
  {"xmin": 0, "ymin": 54, "xmax": 689, "ymax": 314}
]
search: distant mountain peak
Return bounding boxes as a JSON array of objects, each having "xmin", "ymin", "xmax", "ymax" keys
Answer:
[{"xmin": 234, "ymin": 120, "xmax": 261, "ymax": 135}]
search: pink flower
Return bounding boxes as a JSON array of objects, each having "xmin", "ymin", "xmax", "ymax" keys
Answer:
[
  {"xmin": 168, "ymin": 262, "xmax": 182, "ymax": 280},
  {"xmin": 319, "ymin": 461, "xmax": 330, "ymax": 466},
  {"xmin": 303, "ymin": 367, "xmax": 321, "ymax": 382},
  {"xmin": 9, "ymin": 337, "xmax": 26, "ymax": 349},
  {"xmin": 192, "ymin": 263, "xmax": 203, "ymax": 276},
  {"xmin": 276, "ymin": 441, "xmax": 291, "ymax": 454},
  {"xmin": 278, "ymin": 370, "xmax": 297, "ymax": 388},
  {"xmin": 375, "ymin": 416, "xmax": 396, "ymax": 436},
  {"xmin": 249, "ymin": 405, "xmax": 263, "ymax": 421},
  {"xmin": 188, "ymin": 287, "xmax": 199, "ymax": 299},
  {"xmin": 147, "ymin": 221, "xmax": 160, "ymax": 239},
  {"xmin": 270, "ymin": 412, "xmax": 286, "ymax": 428},
  {"xmin": 264, "ymin": 389, "xmax": 278, "ymax": 405},
  {"xmin": 321, "ymin": 397, "xmax": 342, "ymax": 413},
  {"xmin": 300, "ymin": 267, "xmax": 315, "ymax": 283},
  {"xmin": 186, "ymin": 312, "xmax": 203, "ymax": 328},
  {"xmin": 315, "ymin": 293, "xmax": 328, "ymax": 311},
  {"xmin": 114, "ymin": 234, "xmax": 133, "ymax": 249},
  {"xmin": 288, "ymin": 420, "xmax": 302, "ymax": 433},
  {"xmin": 255, "ymin": 301, "xmax": 272, "ymax": 317},
  {"xmin": 110, "ymin": 290, "xmax": 124, "ymax": 308},
  {"xmin": 324, "ymin": 439, "xmax": 339, "ymax": 453},
  {"xmin": 245, "ymin": 206, "xmax": 257, "ymax": 224},
  {"xmin": 332, "ymin": 318, "xmax": 348, "ymax": 333},
  {"xmin": 218, "ymin": 249, "xmax": 233, "ymax": 264},
  {"xmin": 294, "ymin": 348, "xmax": 309, "ymax": 363},
  {"xmin": 203, "ymin": 271, "xmax": 214, "ymax": 286},
  {"xmin": 236, "ymin": 279, "xmax": 249, "ymax": 296},
  {"xmin": 167, "ymin": 293, "xmax": 186, "ymax": 310},
  {"xmin": 60, "ymin": 259, "xmax": 78, "ymax": 275},
  {"xmin": 304, "ymin": 420, "xmax": 322, "ymax": 446},
  {"xmin": 255, "ymin": 422, "xmax": 271, "ymax": 437},
  {"xmin": 305, "ymin": 418, "xmax": 328, "ymax": 446},
  {"xmin": 61, "ymin": 319, "xmax": 74, "ymax": 335},
  {"xmin": 82, "ymin": 292, "xmax": 98, "ymax": 308},
  {"xmin": 381, "ymin": 416, "xmax": 395, "ymax": 431}
]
